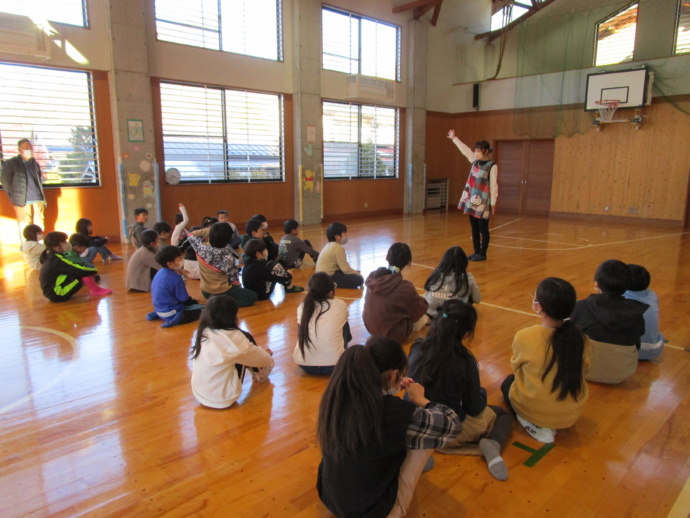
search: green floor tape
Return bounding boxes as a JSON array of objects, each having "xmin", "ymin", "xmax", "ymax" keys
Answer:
[{"xmin": 513, "ymin": 441, "xmax": 555, "ymax": 467}]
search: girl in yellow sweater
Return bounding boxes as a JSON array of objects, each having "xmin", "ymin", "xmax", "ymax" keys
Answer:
[{"xmin": 501, "ymin": 277, "xmax": 590, "ymax": 443}]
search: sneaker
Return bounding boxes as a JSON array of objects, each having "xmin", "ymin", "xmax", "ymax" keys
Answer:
[
  {"xmin": 285, "ymin": 285, "xmax": 304, "ymax": 293},
  {"xmin": 109, "ymin": 254, "xmax": 123, "ymax": 260},
  {"xmin": 516, "ymin": 415, "xmax": 556, "ymax": 443},
  {"xmin": 469, "ymin": 254, "xmax": 487, "ymax": 262}
]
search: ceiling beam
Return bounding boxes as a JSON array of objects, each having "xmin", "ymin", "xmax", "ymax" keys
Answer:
[
  {"xmin": 392, "ymin": 0, "xmax": 435, "ymax": 14},
  {"xmin": 430, "ymin": 2, "xmax": 443, "ymax": 26},
  {"xmin": 475, "ymin": 0, "xmax": 559, "ymax": 42}
]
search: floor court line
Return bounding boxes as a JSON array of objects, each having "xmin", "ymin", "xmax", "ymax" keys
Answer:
[
  {"xmin": 0, "ymin": 326, "xmax": 80, "ymax": 415},
  {"xmin": 490, "ymin": 231, "xmax": 688, "ymax": 252},
  {"xmin": 489, "ymin": 218, "xmax": 521, "ymax": 232}
]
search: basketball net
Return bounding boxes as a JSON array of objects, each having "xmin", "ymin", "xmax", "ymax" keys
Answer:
[{"xmin": 594, "ymin": 100, "xmax": 621, "ymax": 123}]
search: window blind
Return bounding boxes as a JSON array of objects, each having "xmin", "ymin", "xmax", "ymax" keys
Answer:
[
  {"xmin": 0, "ymin": 63, "xmax": 98, "ymax": 186},
  {"xmin": 676, "ymin": 1, "xmax": 690, "ymax": 54},
  {"xmin": 595, "ymin": 3, "xmax": 638, "ymax": 67},
  {"xmin": 322, "ymin": 7, "xmax": 400, "ymax": 81},
  {"xmin": 323, "ymin": 101, "xmax": 398, "ymax": 180},
  {"xmin": 160, "ymin": 82, "xmax": 285, "ymax": 183},
  {"xmin": 0, "ymin": 0, "xmax": 87, "ymax": 27},
  {"xmin": 154, "ymin": 0, "xmax": 282, "ymax": 61}
]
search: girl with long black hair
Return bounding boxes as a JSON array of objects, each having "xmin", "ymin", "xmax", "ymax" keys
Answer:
[
  {"xmin": 293, "ymin": 272, "xmax": 351, "ymax": 375},
  {"xmin": 501, "ymin": 277, "xmax": 590, "ymax": 443},
  {"xmin": 408, "ymin": 299, "xmax": 511, "ymax": 480},
  {"xmin": 190, "ymin": 295, "xmax": 274, "ymax": 408},
  {"xmin": 317, "ymin": 337, "xmax": 461, "ymax": 518},
  {"xmin": 423, "ymin": 245, "xmax": 481, "ymax": 314}
]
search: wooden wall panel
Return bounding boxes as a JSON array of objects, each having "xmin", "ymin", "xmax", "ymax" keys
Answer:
[
  {"xmin": 0, "ymin": 70, "xmax": 120, "ymax": 245},
  {"xmin": 427, "ymin": 101, "xmax": 690, "ymax": 224}
]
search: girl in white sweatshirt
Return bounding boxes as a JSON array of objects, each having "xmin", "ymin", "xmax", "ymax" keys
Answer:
[{"xmin": 190, "ymin": 295, "xmax": 274, "ymax": 408}]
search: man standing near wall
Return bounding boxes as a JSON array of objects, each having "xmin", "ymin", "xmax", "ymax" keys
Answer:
[{"xmin": 1, "ymin": 139, "xmax": 46, "ymax": 241}]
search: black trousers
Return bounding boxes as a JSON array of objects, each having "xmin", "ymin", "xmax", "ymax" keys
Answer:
[{"xmin": 469, "ymin": 216, "xmax": 490, "ymax": 255}]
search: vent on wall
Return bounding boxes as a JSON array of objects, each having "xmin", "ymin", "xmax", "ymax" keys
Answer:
[
  {"xmin": 0, "ymin": 13, "xmax": 51, "ymax": 59},
  {"xmin": 346, "ymin": 75, "xmax": 396, "ymax": 103}
]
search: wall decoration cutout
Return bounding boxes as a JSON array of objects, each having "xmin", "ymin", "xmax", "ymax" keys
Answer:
[
  {"xmin": 133, "ymin": 145, "xmax": 141, "ymax": 152},
  {"xmin": 128, "ymin": 172, "xmax": 141, "ymax": 187},
  {"xmin": 140, "ymin": 160, "xmax": 151, "ymax": 173},
  {"xmin": 307, "ymin": 125, "xmax": 316, "ymax": 143},
  {"xmin": 127, "ymin": 119, "xmax": 144, "ymax": 142},
  {"xmin": 123, "ymin": 152, "xmax": 130, "ymax": 159},
  {"xmin": 142, "ymin": 180, "xmax": 154, "ymax": 197},
  {"xmin": 303, "ymin": 169, "xmax": 315, "ymax": 193},
  {"xmin": 303, "ymin": 143, "xmax": 313, "ymax": 157}
]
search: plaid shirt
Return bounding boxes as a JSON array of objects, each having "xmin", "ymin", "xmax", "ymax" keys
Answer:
[{"xmin": 406, "ymin": 402, "xmax": 462, "ymax": 450}]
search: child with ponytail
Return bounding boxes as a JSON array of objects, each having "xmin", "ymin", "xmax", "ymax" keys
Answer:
[
  {"xmin": 501, "ymin": 277, "xmax": 590, "ymax": 443},
  {"xmin": 39, "ymin": 231, "xmax": 111, "ymax": 302},
  {"xmin": 293, "ymin": 272, "xmax": 351, "ymax": 375},
  {"xmin": 408, "ymin": 299, "xmax": 511, "ymax": 480},
  {"xmin": 363, "ymin": 242, "xmax": 429, "ymax": 344},
  {"xmin": 317, "ymin": 337, "xmax": 461, "ymax": 518}
]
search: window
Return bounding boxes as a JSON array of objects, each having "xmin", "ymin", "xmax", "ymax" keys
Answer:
[
  {"xmin": 490, "ymin": 3, "xmax": 530, "ymax": 31},
  {"xmin": 676, "ymin": 1, "xmax": 690, "ymax": 54},
  {"xmin": 154, "ymin": 0, "xmax": 282, "ymax": 61},
  {"xmin": 160, "ymin": 82, "xmax": 285, "ymax": 183},
  {"xmin": 0, "ymin": 63, "xmax": 98, "ymax": 186},
  {"xmin": 0, "ymin": 0, "xmax": 87, "ymax": 27},
  {"xmin": 595, "ymin": 3, "xmax": 638, "ymax": 67},
  {"xmin": 322, "ymin": 101, "xmax": 399, "ymax": 180},
  {"xmin": 322, "ymin": 6, "xmax": 401, "ymax": 81}
]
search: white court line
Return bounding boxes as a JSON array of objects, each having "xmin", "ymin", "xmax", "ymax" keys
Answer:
[
  {"xmin": 492, "ymin": 234, "xmax": 586, "ymax": 247},
  {"xmin": 478, "ymin": 302, "xmax": 539, "ymax": 318},
  {"xmin": 411, "ymin": 263, "xmax": 434, "ymax": 270},
  {"xmin": 664, "ymin": 344, "xmax": 687, "ymax": 351},
  {"xmin": 490, "ymin": 231, "xmax": 688, "ymax": 252},
  {"xmin": 0, "ymin": 326, "xmax": 81, "ymax": 415},
  {"xmin": 489, "ymin": 218, "xmax": 521, "ymax": 232}
]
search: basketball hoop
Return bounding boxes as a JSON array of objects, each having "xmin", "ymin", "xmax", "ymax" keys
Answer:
[{"xmin": 594, "ymin": 100, "xmax": 621, "ymax": 123}]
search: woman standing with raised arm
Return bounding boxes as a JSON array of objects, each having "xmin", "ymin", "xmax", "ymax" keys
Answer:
[{"xmin": 448, "ymin": 129, "xmax": 498, "ymax": 261}]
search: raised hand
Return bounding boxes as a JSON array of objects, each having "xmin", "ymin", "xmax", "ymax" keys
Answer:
[{"xmin": 447, "ymin": 129, "xmax": 456, "ymax": 139}]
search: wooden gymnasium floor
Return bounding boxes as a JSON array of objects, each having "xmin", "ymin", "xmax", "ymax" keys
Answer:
[{"xmin": 1, "ymin": 212, "xmax": 689, "ymax": 518}]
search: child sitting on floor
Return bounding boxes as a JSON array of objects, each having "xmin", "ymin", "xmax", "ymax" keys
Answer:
[
  {"xmin": 362, "ymin": 242, "xmax": 429, "ymax": 344},
  {"xmin": 424, "ymin": 245, "xmax": 481, "ymax": 314},
  {"xmin": 278, "ymin": 219, "xmax": 319, "ymax": 268},
  {"xmin": 21, "ymin": 224, "xmax": 45, "ymax": 271},
  {"xmin": 190, "ymin": 295, "xmax": 274, "ymax": 408},
  {"xmin": 571, "ymin": 259, "xmax": 648, "ymax": 384},
  {"xmin": 126, "ymin": 230, "xmax": 162, "ymax": 292},
  {"xmin": 315, "ymin": 222, "xmax": 364, "ymax": 289},
  {"xmin": 39, "ymin": 231, "xmax": 111, "ymax": 302},
  {"xmin": 624, "ymin": 264, "xmax": 664, "ymax": 360},
  {"xmin": 146, "ymin": 245, "xmax": 203, "ymax": 328},
  {"xmin": 408, "ymin": 299, "xmax": 511, "ymax": 480},
  {"xmin": 293, "ymin": 272, "xmax": 351, "ymax": 375},
  {"xmin": 217, "ymin": 210, "xmax": 242, "ymax": 249},
  {"xmin": 502, "ymin": 278, "xmax": 590, "ymax": 444},
  {"xmin": 153, "ymin": 221, "xmax": 172, "ymax": 246},
  {"xmin": 75, "ymin": 217, "xmax": 121, "ymax": 264},
  {"xmin": 241, "ymin": 238, "xmax": 303, "ymax": 300},
  {"xmin": 128, "ymin": 207, "xmax": 149, "ymax": 248}
]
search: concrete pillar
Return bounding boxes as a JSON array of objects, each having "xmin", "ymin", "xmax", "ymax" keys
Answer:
[
  {"xmin": 292, "ymin": 0, "xmax": 323, "ymax": 225},
  {"xmin": 106, "ymin": 0, "xmax": 159, "ymax": 241},
  {"xmin": 405, "ymin": 19, "xmax": 428, "ymax": 214}
]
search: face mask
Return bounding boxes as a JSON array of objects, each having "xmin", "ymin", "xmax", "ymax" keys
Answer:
[
  {"xmin": 532, "ymin": 299, "xmax": 540, "ymax": 315},
  {"xmin": 261, "ymin": 222, "xmax": 268, "ymax": 230},
  {"xmin": 61, "ymin": 242, "xmax": 73, "ymax": 253},
  {"xmin": 21, "ymin": 149, "xmax": 33, "ymax": 160},
  {"xmin": 339, "ymin": 236, "xmax": 348, "ymax": 245},
  {"xmin": 174, "ymin": 260, "xmax": 185, "ymax": 270},
  {"xmin": 385, "ymin": 386, "xmax": 398, "ymax": 396}
]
